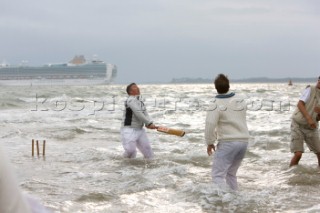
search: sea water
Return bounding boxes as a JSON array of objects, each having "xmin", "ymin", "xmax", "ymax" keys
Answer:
[{"xmin": 1, "ymin": 83, "xmax": 320, "ymax": 213}]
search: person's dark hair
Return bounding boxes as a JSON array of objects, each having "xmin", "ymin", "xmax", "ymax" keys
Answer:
[
  {"xmin": 126, "ymin": 83, "xmax": 136, "ymax": 94},
  {"xmin": 214, "ymin": 74, "xmax": 230, "ymax": 94}
]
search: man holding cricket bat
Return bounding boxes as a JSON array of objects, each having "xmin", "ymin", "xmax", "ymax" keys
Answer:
[
  {"xmin": 121, "ymin": 83, "xmax": 157, "ymax": 159},
  {"xmin": 205, "ymin": 74, "xmax": 250, "ymax": 190}
]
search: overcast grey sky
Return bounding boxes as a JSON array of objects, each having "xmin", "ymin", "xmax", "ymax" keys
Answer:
[{"xmin": 1, "ymin": 0, "xmax": 319, "ymax": 83}]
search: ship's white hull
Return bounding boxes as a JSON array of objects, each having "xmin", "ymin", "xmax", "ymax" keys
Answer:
[{"xmin": 0, "ymin": 56, "xmax": 117, "ymax": 86}]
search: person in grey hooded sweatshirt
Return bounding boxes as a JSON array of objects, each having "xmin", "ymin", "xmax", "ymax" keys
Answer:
[{"xmin": 121, "ymin": 83, "xmax": 157, "ymax": 159}]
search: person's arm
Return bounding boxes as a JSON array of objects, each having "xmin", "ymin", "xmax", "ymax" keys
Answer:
[
  {"xmin": 314, "ymin": 106, "xmax": 320, "ymax": 121},
  {"xmin": 297, "ymin": 87, "xmax": 317, "ymax": 128},
  {"xmin": 205, "ymin": 108, "xmax": 219, "ymax": 156},
  {"xmin": 127, "ymin": 98, "xmax": 154, "ymax": 127},
  {"xmin": 297, "ymin": 100, "xmax": 316, "ymax": 129},
  {"xmin": 143, "ymin": 109, "xmax": 157, "ymax": 129}
]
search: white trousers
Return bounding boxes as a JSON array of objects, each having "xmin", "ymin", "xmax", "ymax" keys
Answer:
[
  {"xmin": 0, "ymin": 143, "xmax": 71, "ymax": 213},
  {"xmin": 0, "ymin": 144, "xmax": 32, "ymax": 213},
  {"xmin": 211, "ymin": 141, "xmax": 248, "ymax": 190},
  {"xmin": 121, "ymin": 127, "xmax": 154, "ymax": 159}
]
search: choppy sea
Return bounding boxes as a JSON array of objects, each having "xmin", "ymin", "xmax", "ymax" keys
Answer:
[{"xmin": 1, "ymin": 83, "xmax": 320, "ymax": 213}]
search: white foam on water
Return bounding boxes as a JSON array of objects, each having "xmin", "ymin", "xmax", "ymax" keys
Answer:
[{"xmin": 1, "ymin": 83, "xmax": 320, "ymax": 212}]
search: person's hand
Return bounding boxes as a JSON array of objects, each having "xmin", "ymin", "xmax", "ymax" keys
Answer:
[
  {"xmin": 314, "ymin": 106, "xmax": 320, "ymax": 114},
  {"xmin": 307, "ymin": 117, "xmax": 317, "ymax": 129},
  {"xmin": 146, "ymin": 124, "xmax": 157, "ymax": 129},
  {"xmin": 207, "ymin": 144, "xmax": 215, "ymax": 156}
]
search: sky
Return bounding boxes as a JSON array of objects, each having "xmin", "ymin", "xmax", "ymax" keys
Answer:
[{"xmin": 0, "ymin": 0, "xmax": 319, "ymax": 83}]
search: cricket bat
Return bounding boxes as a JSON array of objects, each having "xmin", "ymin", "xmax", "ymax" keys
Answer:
[{"xmin": 156, "ymin": 126, "xmax": 186, "ymax": 137}]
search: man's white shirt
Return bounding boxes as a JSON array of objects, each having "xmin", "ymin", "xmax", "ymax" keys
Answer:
[{"xmin": 300, "ymin": 87, "xmax": 311, "ymax": 103}]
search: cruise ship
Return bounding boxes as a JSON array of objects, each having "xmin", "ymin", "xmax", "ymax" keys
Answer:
[{"xmin": 0, "ymin": 55, "xmax": 117, "ymax": 85}]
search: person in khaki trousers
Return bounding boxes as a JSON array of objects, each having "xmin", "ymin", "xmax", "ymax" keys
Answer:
[{"xmin": 290, "ymin": 76, "xmax": 320, "ymax": 167}]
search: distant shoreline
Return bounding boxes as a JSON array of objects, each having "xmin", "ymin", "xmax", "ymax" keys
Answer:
[{"xmin": 169, "ymin": 77, "xmax": 315, "ymax": 84}]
